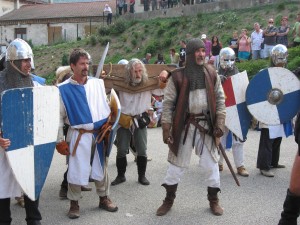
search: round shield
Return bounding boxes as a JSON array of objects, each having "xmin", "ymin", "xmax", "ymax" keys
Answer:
[{"xmin": 246, "ymin": 67, "xmax": 300, "ymax": 125}]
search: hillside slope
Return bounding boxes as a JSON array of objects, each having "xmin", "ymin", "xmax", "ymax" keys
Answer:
[{"xmin": 32, "ymin": 1, "xmax": 299, "ymax": 83}]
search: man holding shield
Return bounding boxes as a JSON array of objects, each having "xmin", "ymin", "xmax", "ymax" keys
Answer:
[{"xmin": 0, "ymin": 39, "xmax": 42, "ymax": 225}]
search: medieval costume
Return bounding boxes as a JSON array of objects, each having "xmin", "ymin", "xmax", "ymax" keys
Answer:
[
  {"xmin": 156, "ymin": 38, "xmax": 226, "ymax": 216},
  {"xmin": 0, "ymin": 38, "xmax": 42, "ymax": 225},
  {"xmin": 218, "ymin": 47, "xmax": 249, "ymax": 177}
]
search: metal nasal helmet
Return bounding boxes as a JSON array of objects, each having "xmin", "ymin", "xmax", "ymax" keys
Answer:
[
  {"xmin": 219, "ymin": 47, "xmax": 236, "ymax": 70},
  {"xmin": 6, "ymin": 38, "xmax": 33, "ymax": 61},
  {"xmin": 271, "ymin": 44, "xmax": 288, "ymax": 67}
]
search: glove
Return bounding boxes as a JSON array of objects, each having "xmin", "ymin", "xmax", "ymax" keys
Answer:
[
  {"xmin": 214, "ymin": 115, "xmax": 225, "ymax": 137},
  {"xmin": 215, "ymin": 137, "xmax": 221, "ymax": 148},
  {"xmin": 56, "ymin": 141, "xmax": 70, "ymax": 155},
  {"xmin": 162, "ymin": 123, "xmax": 173, "ymax": 144}
]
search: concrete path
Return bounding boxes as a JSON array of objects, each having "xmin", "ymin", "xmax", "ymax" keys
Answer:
[{"xmin": 10, "ymin": 128, "xmax": 297, "ymax": 225}]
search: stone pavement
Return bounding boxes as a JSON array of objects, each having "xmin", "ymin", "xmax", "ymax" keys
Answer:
[{"xmin": 10, "ymin": 128, "xmax": 297, "ymax": 225}]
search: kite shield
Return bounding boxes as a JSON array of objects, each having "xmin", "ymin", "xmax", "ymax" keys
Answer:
[{"xmin": 1, "ymin": 86, "xmax": 59, "ymax": 200}]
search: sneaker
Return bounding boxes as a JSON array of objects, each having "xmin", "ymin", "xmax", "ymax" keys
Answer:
[
  {"xmin": 81, "ymin": 185, "xmax": 92, "ymax": 191},
  {"xmin": 68, "ymin": 200, "xmax": 80, "ymax": 219},
  {"xmin": 219, "ymin": 164, "xmax": 223, "ymax": 172},
  {"xmin": 99, "ymin": 196, "xmax": 118, "ymax": 212},
  {"xmin": 59, "ymin": 186, "xmax": 68, "ymax": 199},
  {"xmin": 237, "ymin": 166, "xmax": 249, "ymax": 177},
  {"xmin": 260, "ymin": 169, "xmax": 274, "ymax": 177}
]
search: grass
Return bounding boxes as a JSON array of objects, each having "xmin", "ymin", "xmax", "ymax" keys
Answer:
[{"xmin": 31, "ymin": 1, "xmax": 300, "ymax": 83}]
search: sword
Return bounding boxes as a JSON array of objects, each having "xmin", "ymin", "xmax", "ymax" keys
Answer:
[
  {"xmin": 95, "ymin": 42, "xmax": 109, "ymax": 78},
  {"xmin": 218, "ymin": 143, "xmax": 240, "ymax": 186}
]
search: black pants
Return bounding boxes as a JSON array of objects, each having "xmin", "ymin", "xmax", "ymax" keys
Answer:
[
  {"xmin": 107, "ymin": 13, "xmax": 112, "ymax": 25},
  {"xmin": 0, "ymin": 196, "xmax": 41, "ymax": 225},
  {"xmin": 257, "ymin": 128, "xmax": 282, "ymax": 170}
]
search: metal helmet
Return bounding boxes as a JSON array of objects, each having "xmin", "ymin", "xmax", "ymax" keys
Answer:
[
  {"xmin": 219, "ymin": 47, "xmax": 236, "ymax": 70},
  {"xmin": 271, "ymin": 44, "xmax": 288, "ymax": 67},
  {"xmin": 6, "ymin": 38, "xmax": 33, "ymax": 61},
  {"xmin": 118, "ymin": 59, "xmax": 129, "ymax": 65}
]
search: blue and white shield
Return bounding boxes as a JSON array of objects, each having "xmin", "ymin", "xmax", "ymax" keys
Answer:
[
  {"xmin": 246, "ymin": 67, "xmax": 300, "ymax": 125},
  {"xmin": 1, "ymin": 86, "xmax": 59, "ymax": 201}
]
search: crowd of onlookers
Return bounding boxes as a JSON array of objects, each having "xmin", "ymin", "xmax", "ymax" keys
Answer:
[{"xmin": 139, "ymin": 13, "xmax": 300, "ymax": 68}]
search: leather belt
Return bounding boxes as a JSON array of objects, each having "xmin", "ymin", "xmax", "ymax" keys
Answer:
[{"xmin": 183, "ymin": 113, "xmax": 208, "ymax": 149}]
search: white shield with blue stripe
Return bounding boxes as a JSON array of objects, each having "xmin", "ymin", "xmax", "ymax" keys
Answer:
[
  {"xmin": 246, "ymin": 67, "xmax": 300, "ymax": 125},
  {"xmin": 1, "ymin": 86, "xmax": 59, "ymax": 200}
]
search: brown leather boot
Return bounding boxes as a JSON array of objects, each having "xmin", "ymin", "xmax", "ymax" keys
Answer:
[
  {"xmin": 68, "ymin": 200, "xmax": 79, "ymax": 219},
  {"xmin": 156, "ymin": 183, "xmax": 178, "ymax": 216},
  {"xmin": 99, "ymin": 196, "xmax": 118, "ymax": 212},
  {"xmin": 207, "ymin": 187, "xmax": 223, "ymax": 216}
]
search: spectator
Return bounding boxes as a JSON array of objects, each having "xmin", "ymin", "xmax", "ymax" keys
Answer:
[
  {"xmin": 154, "ymin": 95, "xmax": 163, "ymax": 127},
  {"xmin": 154, "ymin": 53, "xmax": 165, "ymax": 64},
  {"xmin": 251, "ymin": 23, "xmax": 264, "ymax": 60},
  {"xmin": 147, "ymin": 108, "xmax": 158, "ymax": 128},
  {"xmin": 144, "ymin": 0, "xmax": 150, "ymax": 11},
  {"xmin": 263, "ymin": 18, "xmax": 278, "ymax": 58},
  {"xmin": 292, "ymin": 13, "xmax": 300, "ymax": 47},
  {"xmin": 103, "ymin": 4, "xmax": 113, "ymax": 25},
  {"xmin": 237, "ymin": 29, "xmax": 251, "ymax": 61},
  {"xmin": 228, "ymin": 31, "xmax": 239, "ymax": 57},
  {"xmin": 151, "ymin": 0, "xmax": 158, "ymax": 10},
  {"xmin": 201, "ymin": 34, "xmax": 212, "ymax": 63},
  {"xmin": 277, "ymin": 16, "xmax": 290, "ymax": 47},
  {"xmin": 142, "ymin": 53, "xmax": 151, "ymax": 64},
  {"xmin": 211, "ymin": 35, "xmax": 222, "ymax": 68},
  {"xmin": 129, "ymin": 0, "xmax": 135, "ymax": 13},
  {"xmin": 208, "ymin": 55, "xmax": 215, "ymax": 66},
  {"xmin": 117, "ymin": 0, "xmax": 125, "ymax": 15},
  {"xmin": 169, "ymin": 48, "xmax": 179, "ymax": 67},
  {"xmin": 179, "ymin": 40, "xmax": 186, "ymax": 67}
]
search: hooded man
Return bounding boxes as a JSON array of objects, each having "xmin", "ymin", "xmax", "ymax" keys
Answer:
[{"xmin": 156, "ymin": 38, "xmax": 226, "ymax": 216}]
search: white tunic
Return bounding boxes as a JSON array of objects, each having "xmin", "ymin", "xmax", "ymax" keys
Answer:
[{"xmin": 58, "ymin": 77, "xmax": 110, "ymax": 186}]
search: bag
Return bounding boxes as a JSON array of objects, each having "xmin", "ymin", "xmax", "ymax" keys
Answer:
[
  {"xmin": 260, "ymin": 42, "xmax": 264, "ymax": 49},
  {"xmin": 134, "ymin": 112, "xmax": 150, "ymax": 129},
  {"xmin": 119, "ymin": 113, "xmax": 132, "ymax": 129}
]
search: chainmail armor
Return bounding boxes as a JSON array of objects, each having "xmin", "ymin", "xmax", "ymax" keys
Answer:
[{"xmin": 184, "ymin": 38, "xmax": 206, "ymax": 90}]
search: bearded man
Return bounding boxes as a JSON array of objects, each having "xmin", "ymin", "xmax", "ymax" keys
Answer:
[
  {"xmin": 156, "ymin": 38, "xmax": 226, "ymax": 216},
  {"xmin": 56, "ymin": 48, "xmax": 118, "ymax": 219},
  {"xmin": 111, "ymin": 58, "xmax": 164, "ymax": 186}
]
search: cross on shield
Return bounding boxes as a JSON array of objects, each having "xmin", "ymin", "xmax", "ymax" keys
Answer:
[
  {"xmin": 246, "ymin": 67, "xmax": 300, "ymax": 125},
  {"xmin": 222, "ymin": 70, "xmax": 252, "ymax": 140},
  {"xmin": 1, "ymin": 86, "xmax": 59, "ymax": 201}
]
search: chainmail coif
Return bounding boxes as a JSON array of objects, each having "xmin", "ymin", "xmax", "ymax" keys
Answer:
[
  {"xmin": 0, "ymin": 60, "xmax": 33, "ymax": 94},
  {"xmin": 184, "ymin": 38, "xmax": 206, "ymax": 91}
]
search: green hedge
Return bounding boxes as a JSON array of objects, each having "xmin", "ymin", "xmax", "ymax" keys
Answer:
[{"xmin": 236, "ymin": 46, "xmax": 300, "ymax": 80}]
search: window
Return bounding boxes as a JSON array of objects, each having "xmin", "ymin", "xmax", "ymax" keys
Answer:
[{"xmin": 15, "ymin": 28, "xmax": 27, "ymax": 40}]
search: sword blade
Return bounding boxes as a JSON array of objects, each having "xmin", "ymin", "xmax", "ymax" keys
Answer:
[
  {"xmin": 95, "ymin": 42, "xmax": 109, "ymax": 78},
  {"xmin": 218, "ymin": 144, "xmax": 240, "ymax": 186}
]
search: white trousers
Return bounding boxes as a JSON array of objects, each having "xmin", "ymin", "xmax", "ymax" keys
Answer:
[
  {"xmin": 219, "ymin": 127, "xmax": 244, "ymax": 168},
  {"xmin": 163, "ymin": 146, "xmax": 220, "ymax": 188}
]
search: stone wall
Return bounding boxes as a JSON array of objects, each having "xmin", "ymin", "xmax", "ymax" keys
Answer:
[{"xmin": 126, "ymin": 0, "xmax": 299, "ymax": 20}]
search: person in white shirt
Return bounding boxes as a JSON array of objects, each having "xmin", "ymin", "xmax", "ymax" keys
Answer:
[
  {"xmin": 103, "ymin": 4, "xmax": 113, "ymax": 25},
  {"xmin": 251, "ymin": 22, "xmax": 264, "ymax": 59}
]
